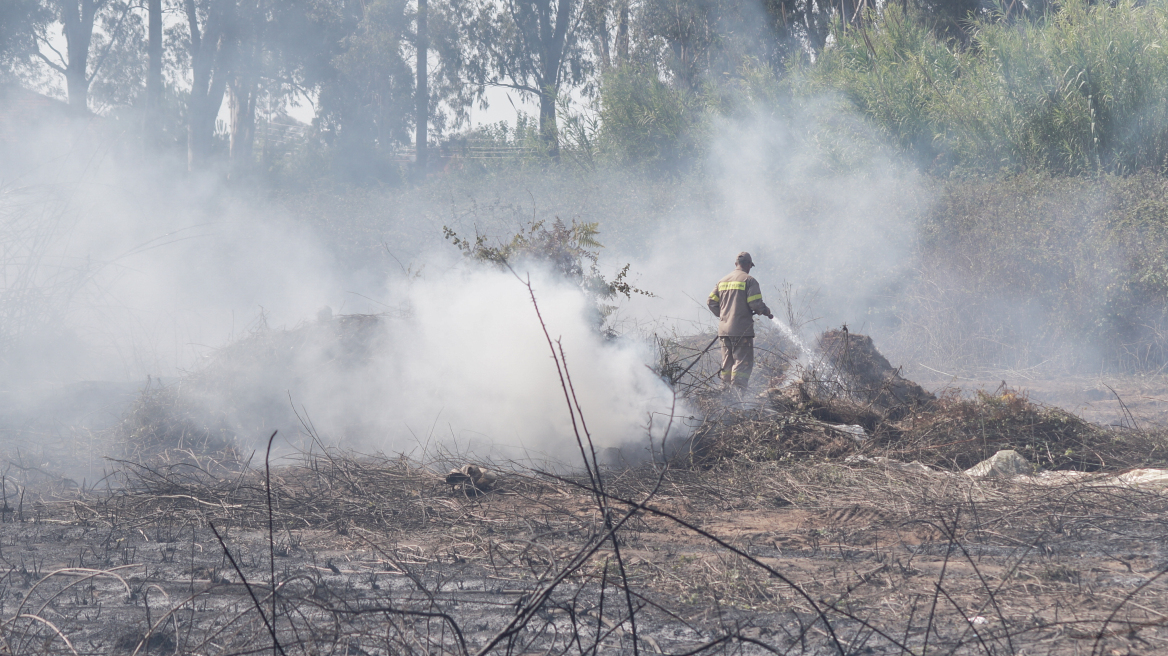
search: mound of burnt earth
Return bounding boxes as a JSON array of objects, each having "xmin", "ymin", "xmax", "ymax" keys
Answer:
[
  {"xmin": 813, "ymin": 328, "xmax": 934, "ymax": 413},
  {"xmin": 760, "ymin": 327, "xmax": 933, "ymax": 431}
]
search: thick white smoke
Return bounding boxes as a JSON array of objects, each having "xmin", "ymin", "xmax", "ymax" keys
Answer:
[
  {"xmin": 604, "ymin": 102, "xmax": 926, "ymax": 345},
  {"xmin": 267, "ymin": 260, "xmax": 680, "ymax": 462},
  {"xmin": 0, "ymin": 123, "xmax": 681, "ymax": 469},
  {"xmin": 1, "ymin": 94, "xmax": 924, "ymax": 475}
]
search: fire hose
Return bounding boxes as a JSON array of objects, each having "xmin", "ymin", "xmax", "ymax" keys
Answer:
[
  {"xmin": 672, "ymin": 334, "xmax": 720, "ymax": 385},
  {"xmin": 672, "ymin": 311, "xmax": 776, "ymax": 385}
]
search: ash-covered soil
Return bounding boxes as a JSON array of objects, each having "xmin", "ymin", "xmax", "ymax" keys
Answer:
[
  {"xmin": 5, "ymin": 323, "xmax": 1168, "ymax": 655},
  {"xmin": 1, "ymin": 451, "xmax": 1167, "ymax": 655}
]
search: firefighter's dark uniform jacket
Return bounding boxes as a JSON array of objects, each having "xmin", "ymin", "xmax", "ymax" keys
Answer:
[{"xmin": 707, "ymin": 268, "xmax": 771, "ymax": 336}]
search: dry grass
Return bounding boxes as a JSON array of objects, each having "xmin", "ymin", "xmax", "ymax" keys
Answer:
[
  {"xmin": 683, "ymin": 372, "xmax": 1168, "ymax": 475},
  {"xmin": 8, "ymin": 302, "xmax": 1163, "ymax": 654},
  {"xmin": 0, "ymin": 446, "xmax": 1163, "ymax": 655},
  {"xmin": 875, "ymin": 387, "xmax": 1168, "ymax": 471}
]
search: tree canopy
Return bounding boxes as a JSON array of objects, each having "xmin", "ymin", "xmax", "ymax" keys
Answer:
[{"xmin": 2, "ymin": 0, "xmax": 1167, "ymax": 179}]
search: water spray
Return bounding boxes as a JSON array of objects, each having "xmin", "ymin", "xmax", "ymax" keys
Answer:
[
  {"xmin": 770, "ymin": 316, "xmax": 847, "ymax": 394},
  {"xmin": 770, "ymin": 317, "xmax": 814, "ymax": 366}
]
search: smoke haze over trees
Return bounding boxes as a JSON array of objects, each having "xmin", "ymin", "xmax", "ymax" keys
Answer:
[
  {"xmin": 5, "ymin": 0, "xmax": 1168, "ymax": 391},
  {"xmin": 5, "ymin": 0, "xmax": 1164, "ymax": 175},
  {"xmin": 6, "ymin": 0, "xmax": 1104, "ymax": 175}
]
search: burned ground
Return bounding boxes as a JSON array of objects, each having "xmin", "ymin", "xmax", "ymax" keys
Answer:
[
  {"xmin": 1, "ymin": 449, "xmax": 1168, "ymax": 655},
  {"xmin": 2, "ymin": 325, "xmax": 1168, "ymax": 655}
]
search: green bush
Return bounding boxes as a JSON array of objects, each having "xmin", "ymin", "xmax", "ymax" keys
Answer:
[
  {"xmin": 443, "ymin": 218, "xmax": 651, "ymax": 331},
  {"xmin": 896, "ymin": 172, "xmax": 1168, "ymax": 371},
  {"xmin": 816, "ymin": 1, "xmax": 1168, "ymax": 174},
  {"xmin": 597, "ymin": 65, "xmax": 710, "ymax": 170}
]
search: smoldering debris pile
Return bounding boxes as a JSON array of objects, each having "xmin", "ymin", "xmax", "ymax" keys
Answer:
[
  {"xmin": 689, "ymin": 327, "xmax": 1168, "ymax": 473},
  {"xmin": 113, "ymin": 384, "xmax": 240, "ymax": 463},
  {"xmin": 110, "ymin": 312, "xmax": 1168, "ymax": 476},
  {"xmin": 883, "ymin": 387, "xmax": 1160, "ymax": 472},
  {"xmin": 770, "ymin": 327, "xmax": 935, "ymax": 426},
  {"xmin": 815, "ymin": 329, "xmax": 935, "ymax": 411},
  {"xmin": 110, "ymin": 313, "xmax": 384, "ymax": 463}
]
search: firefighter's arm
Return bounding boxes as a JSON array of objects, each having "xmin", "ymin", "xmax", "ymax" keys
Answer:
[
  {"xmin": 746, "ymin": 279, "xmax": 774, "ymax": 319},
  {"xmin": 707, "ymin": 285, "xmax": 722, "ymax": 316}
]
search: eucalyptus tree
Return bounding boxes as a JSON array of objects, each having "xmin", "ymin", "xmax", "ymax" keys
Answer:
[
  {"xmin": 416, "ymin": 0, "xmax": 428, "ymax": 172},
  {"xmin": 466, "ymin": 0, "xmax": 592, "ymax": 157},
  {"xmin": 28, "ymin": 0, "xmax": 138, "ymax": 112},
  {"xmin": 315, "ymin": 0, "xmax": 414, "ymax": 179},
  {"xmin": 414, "ymin": 0, "xmax": 475, "ymax": 163},
  {"xmin": 0, "ymin": 0, "xmax": 48, "ymax": 79},
  {"xmin": 310, "ymin": 0, "xmax": 471, "ymax": 181},
  {"xmin": 580, "ymin": 0, "xmax": 628, "ymax": 70},
  {"xmin": 143, "ymin": 0, "xmax": 161, "ymax": 140},
  {"xmin": 633, "ymin": 0, "xmax": 849, "ymax": 89},
  {"xmin": 183, "ymin": 0, "xmax": 238, "ymax": 169},
  {"xmin": 217, "ymin": 0, "xmax": 349, "ymax": 173},
  {"xmin": 226, "ymin": 0, "xmax": 264, "ymax": 171}
]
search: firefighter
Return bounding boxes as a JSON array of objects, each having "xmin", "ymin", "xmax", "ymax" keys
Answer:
[{"xmin": 707, "ymin": 252, "xmax": 773, "ymax": 390}]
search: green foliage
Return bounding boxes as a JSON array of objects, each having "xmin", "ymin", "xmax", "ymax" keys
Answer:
[
  {"xmin": 817, "ymin": 1, "xmax": 1168, "ymax": 174},
  {"xmin": 462, "ymin": 0, "xmax": 591, "ymax": 152},
  {"xmin": 316, "ymin": 0, "xmax": 414, "ymax": 183},
  {"xmin": 444, "ymin": 112, "xmax": 553, "ymax": 169},
  {"xmin": 896, "ymin": 172, "xmax": 1168, "ymax": 371},
  {"xmin": 0, "ymin": 0, "xmax": 45, "ymax": 75},
  {"xmin": 597, "ymin": 65, "xmax": 710, "ymax": 169},
  {"xmin": 636, "ymin": 0, "xmax": 836, "ymax": 88},
  {"xmin": 444, "ymin": 218, "xmax": 603, "ymax": 280},
  {"xmin": 86, "ymin": 0, "xmax": 147, "ymax": 111},
  {"xmin": 275, "ymin": 0, "xmax": 472, "ymax": 184},
  {"xmin": 443, "ymin": 218, "xmax": 651, "ymax": 328}
]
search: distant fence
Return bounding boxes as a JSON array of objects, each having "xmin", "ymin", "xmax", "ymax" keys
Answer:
[
  {"xmin": 386, "ymin": 138, "xmax": 539, "ymax": 165},
  {"xmin": 257, "ymin": 120, "xmax": 309, "ymax": 147},
  {"xmin": 245, "ymin": 124, "xmax": 539, "ymax": 163},
  {"xmin": 452, "ymin": 138, "xmax": 538, "ymax": 159}
]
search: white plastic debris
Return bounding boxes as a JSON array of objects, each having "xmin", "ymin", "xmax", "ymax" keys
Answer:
[
  {"xmin": 1114, "ymin": 469, "xmax": 1168, "ymax": 488},
  {"xmin": 964, "ymin": 450, "xmax": 1032, "ymax": 478},
  {"xmin": 844, "ymin": 455, "xmax": 936, "ymax": 473},
  {"xmin": 828, "ymin": 424, "xmax": 868, "ymax": 442}
]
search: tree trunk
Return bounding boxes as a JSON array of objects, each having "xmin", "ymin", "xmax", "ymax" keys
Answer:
[
  {"xmin": 187, "ymin": 89, "xmax": 220, "ymax": 168},
  {"xmin": 228, "ymin": 79, "xmax": 256, "ymax": 174},
  {"xmin": 597, "ymin": 11, "xmax": 609, "ymax": 69},
  {"xmin": 185, "ymin": 0, "xmax": 235, "ymax": 170},
  {"xmin": 415, "ymin": 0, "xmax": 428, "ymax": 177},
  {"xmin": 538, "ymin": 87, "xmax": 558, "ymax": 160},
  {"xmin": 60, "ymin": 0, "xmax": 96, "ymax": 113},
  {"xmin": 228, "ymin": 0, "xmax": 263, "ymax": 176},
  {"xmin": 616, "ymin": 0, "xmax": 628, "ymax": 63},
  {"xmin": 145, "ymin": 0, "xmax": 162, "ymax": 141},
  {"xmin": 534, "ymin": 0, "xmax": 572, "ymax": 160}
]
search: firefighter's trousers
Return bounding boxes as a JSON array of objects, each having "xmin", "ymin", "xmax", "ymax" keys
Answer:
[{"xmin": 719, "ymin": 336, "xmax": 754, "ymax": 389}]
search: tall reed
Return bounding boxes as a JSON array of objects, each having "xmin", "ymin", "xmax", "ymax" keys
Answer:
[{"xmin": 817, "ymin": 0, "xmax": 1168, "ymax": 174}]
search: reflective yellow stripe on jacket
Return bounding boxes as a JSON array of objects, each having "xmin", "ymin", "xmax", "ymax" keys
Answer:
[{"xmin": 708, "ymin": 268, "xmax": 771, "ymax": 337}]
